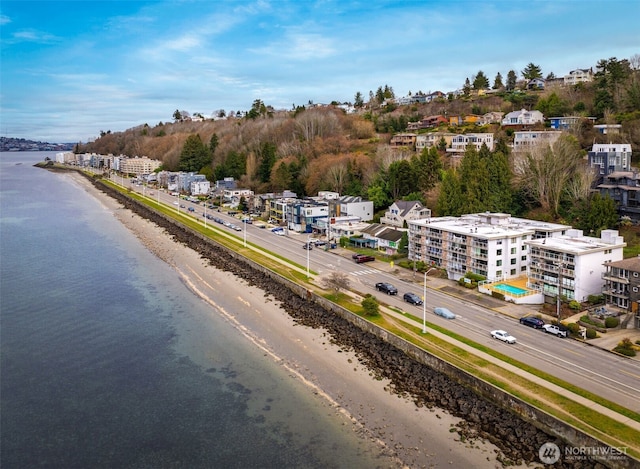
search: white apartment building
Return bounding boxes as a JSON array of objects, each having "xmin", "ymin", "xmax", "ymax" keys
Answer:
[
  {"xmin": 512, "ymin": 131, "xmax": 563, "ymax": 153},
  {"xmin": 190, "ymin": 180, "xmax": 211, "ymax": 196},
  {"xmin": 446, "ymin": 133, "xmax": 495, "ymax": 154},
  {"xmin": 119, "ymin": 156, "xmax": 162, "ymax": 175},
  {"xmin": 563, "ymin": 68, "xmax": 593, "ymax": 86},
  {"xmin": 408, "ymin": 213, "xmax": 569, "ymax": 281},
  {"xmin": 525, "ymin": 229, "xmax": 626, "ymax": 302}
]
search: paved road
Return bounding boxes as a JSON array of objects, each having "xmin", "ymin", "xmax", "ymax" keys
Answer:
[{"xmin": 123, "ymin": 178, "xmax": 640, "ymax": 413}]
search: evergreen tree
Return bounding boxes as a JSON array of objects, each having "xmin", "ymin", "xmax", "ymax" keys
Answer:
[
  {"xmin": 179, "ymin": 134, "xmax": 211, "ymax": 172},
  {"xmin": 209, "ymin": 133, "xmax": 219, "ymax": 156},
  {"xmin": 493, "ymin": 72, "xmax": 504, "ymax": 89},
  {"xmin": 473, "ymin": 70, "xmax": 490, "ymax": 90},
  {"xmin": 224, "ymin": 151, "xmax": 247, "ymax": 179},
  {"xmin": 458, "ymin": 145, "xmax": 489, "ymax": 213},
  {"xmin": 463, "ymin": 78, "xmax": 472, "ymax": 96},
  {"xmin": 354, "ymin": 91, "xmax": 364, "ymax": 108},
  {"xmin": 484, "ymin": 146, "xmax": 513, "ymax": 212},
  {"xmin": 387, "ymin": 159, "xmax": 416, "ymax": 199},
  {"xmin": 257, "ymin": 142, "xmax": 277, "ymax": 183},
  {"xmin": 411, "ymin": 146, "xmax": 442, "ymax": 192},
  {"xmin": 506, "ymin": 70, "xmax": 517, "ymax": 90},
  {"xmin": 521, "ymin": 62, "xmax": 543, "ymax": 79},
  {"xmin": 436, "ymin": 168, "xmax": 463, "ymax": 216}
]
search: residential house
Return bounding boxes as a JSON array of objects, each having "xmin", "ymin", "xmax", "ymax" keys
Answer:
[
  {"xmin": 190, "ymin": 180, "xmax": 210, "ymax": 196},
  {"xmin": 408, "ymin": 212, "xmax": 570, "ymax": 282},
  {"xmin": 502, "ymin": 109, "xmax": 544, "ymax": 127},
  {"xmin": 389, "ymin": 133, "xmax": 417, "ymax": 148},
  {"xmin": 361, "ymin": 223, "xmax": 405, "ymax": 255},
  {"xmin": 525, "ymin": 229, "xmax": 625, "ymax": 303},
  {"xmin": 333, "ymin": 196, "xmax": 374, "ymax": 222},
  {"xmin": 477, "ymin": 112, "xmax": 504, "ymax": 125},
  {"xmin": 380, "ymin": 200, "xmax": 431, "ymax": 228},
  {"xmin": 447, "ymin": 133, "xmax": 495, "ymax": 154},
  {"xmin": 595, "ymin": 171, "xmax": 640, "ymax": 221},
  {"xmin": 588, "ymin": 143, "xmax": 632, "ymax": 178},
  {"xmin": 415, "ymin": 132, "xmax": 455, "ymax": 152},
  {"xmin": 594, "ymin": 124, "xmax": 622, "ymax": 135},
  {"xmin": 512, "ymin": 131, "xmax": 563, "ymax": 153},
  {"xmin": 288, "ymin": 200, "xmax": 329, "ymax": 233},
  {"xmin": 407, "ymin": 115, "xmax": 448, "ymax": 130},
  {"xmin": 527, "ymin": 78, "xmax": 546, "ymax": 90},
  {"xmin": 564, "ymin": 68, "xmax": 594, "ymax": 86},
  {"xmin": 602, "ymin": 257, "xmax": 640, "ymax": 326},
  {"xmin": 548, "ymin": 116, "xmax": 596, "ymax": 130}
]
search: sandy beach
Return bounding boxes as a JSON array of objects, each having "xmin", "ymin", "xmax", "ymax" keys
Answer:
[{"xmin": 73, "ymin": 173, "xmax": 522, "ymax": 468}]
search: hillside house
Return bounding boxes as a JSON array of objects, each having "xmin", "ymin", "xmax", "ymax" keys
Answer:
[
  {"xmin": 381, "ymin": 200, "xmax": 431, "ymax": 228},
  {"xmin": 502, "ymin": 109, "xmax": 544, "ymax": 127}
]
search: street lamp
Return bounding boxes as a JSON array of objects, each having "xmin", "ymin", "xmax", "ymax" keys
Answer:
[
  {"xmin": 244, "ymin": 218, "xmax": 247, "ymax": 247},
  {"xmin": 555, "ymin": 261, "xmax": 565, "ymax": 324},
  {"xmin": 306, "ymin": 234, "xmax": 311, "ymax": 278},
  {"xmin": 422, "ymin": 267, "xmax": 436, "ymax": 333}
]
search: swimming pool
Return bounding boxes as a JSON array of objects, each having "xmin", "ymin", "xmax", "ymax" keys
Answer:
[{"xmin": 493, "ymin": 283, "xmax": 528, "ymax": 296}]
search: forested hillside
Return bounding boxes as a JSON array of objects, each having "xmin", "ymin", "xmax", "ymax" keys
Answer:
[{"xmin": 82, "ymin": 56, "xmax": 640, "ymax": 228}]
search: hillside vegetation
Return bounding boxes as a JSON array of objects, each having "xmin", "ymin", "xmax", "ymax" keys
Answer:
[{"xmin": 82, "ymin": 57, "xmax": 640, "ymax": 226}]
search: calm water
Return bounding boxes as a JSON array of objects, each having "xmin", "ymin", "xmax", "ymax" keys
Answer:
[{"xmin": 0, "ymin": 152, "xmax": 390, "ymax": 468}]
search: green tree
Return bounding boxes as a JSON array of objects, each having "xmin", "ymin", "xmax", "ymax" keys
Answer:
[
  {"xmin": 573, "ymin": 193, "xmax": 618, "ymax": 236},
  {"xmin": 387, "ymin": 159, "xmax": 416, "ymax": 199},
  {"xmin": 367, "ymin": 180, "xmax": 391, "ymax": 210},
  {"xmin": 484, "ymin": 146, "xmax": 513, "ymax": 212},
  {"xmin": 458, "ymin": 145, "xmax": 490, "ymax": 213},
  {"xmin": 209, "ymin": 133, "xmax": 219, "ymax": 156},
  {"xmin": 535, "ymin": 92, "xmax": 570, "ymax": 117},
  {"xmin": 257, "ymin": 142, "xmax": 277, "ymax": 183},
  {"xmin": 493, "ymin": 72, "xmax": 504, "ymax": 89},
  {"xmin": 398, "ymin": 231, "xmax": 408, "ymax": 254},
  {"xmin": 173, "ymin": 109, "xmax": 182, "ymax": 121},
  {"xmin": 354, "ymin": 91, "xmax": 364, "ymax": 108},
  {"xmin": 436, "ymin": 168, "xmax": 463, "ymax": 216},
  {"xmin": 361, "ymin": 294, "xmax": 379, "ymax": 316},
  {"xmin": 411, "ymin": 146, "xmax": 442, "ymax": 192},
  {"xmin": 463, "ymin": 77, "xmax": 472, "ymax": 96},
  {"xmin": 224, "ymin": 151, "xmax": 247, "ymax": 179},
  {"xmin": 473, "ymin": 70, "xmax": 490, "ymax": 90},
  {"xmin": 179, "ymin": 134, "xmax": 212, "ymax": 172},
  {"xmin": 521, "ymin": 62, "xmax": 543, "ymax": 80},
  {"xmin": 271, "ymin": 161, "xmax": 292, "ymax": 191},
  {"xmin": 506, "ymin": 70, "xmax": 518, "ymax": 90}
]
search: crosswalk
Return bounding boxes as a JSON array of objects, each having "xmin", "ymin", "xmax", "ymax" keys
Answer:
[{"xmin": 351, "ymin": 268, "xmax": 378, "ymax": 276}]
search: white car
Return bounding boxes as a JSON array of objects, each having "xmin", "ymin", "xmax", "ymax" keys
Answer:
[{"xmin": 490, "ymin": 330, "xmax": 516, "ymax": 344}]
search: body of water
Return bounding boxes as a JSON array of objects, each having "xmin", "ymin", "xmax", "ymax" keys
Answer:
[{"xmin": 0, "ymin": 152, "xmax": 391, "ymax": 468}]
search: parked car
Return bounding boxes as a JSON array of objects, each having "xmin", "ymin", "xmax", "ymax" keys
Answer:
[
  {"xmin": 434, "ymin": 307, "xmax": 455, "ymax": 319},
  {"xmin": 542, "ymin": 324, "xmax": 568, "ymax": 338},
  {"xmin": 402, "ymin": 292, "xmax": 423, "ymax": 306},
  {"xmin": 519, "ymin": 316, "xmax": 545, "ymax": 329},
  {"xmin": 354, "ymin": 254, "xmax": 375, "ymax": 263},
  {"xmin": 375, "ymin": 282, "xmax": 398, "ymax": 295},
  {"xmin": 302, "ymin": 243, "xmax": 313, "ymax": 250},
  {"xmin": 491, "ymin": 330, "xmax": 517, "ymax": 344}
]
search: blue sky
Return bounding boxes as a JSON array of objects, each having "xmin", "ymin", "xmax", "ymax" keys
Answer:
[{"xmin": 1, "ymin": 0, "xmax": 638, "ymax": 143}]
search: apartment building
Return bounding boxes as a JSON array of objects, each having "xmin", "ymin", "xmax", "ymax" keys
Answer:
[
  {"xmin": 408, "ymin": 212, "xmax": 569, "ymax": 281},
  {"xmin": 119, "ymin": 156, "xmax": 162, "ymax": 175},
  {"xmin": 446, "ymin": 133, "xmax": 495, "ymax": 154},
  {"xmin": 602, "ymin": 257, "xmax": 640, "ymax": 314},
  {"xmin": 512, "ymin": 131, "xmax": 563, "ymax": 153},
  {"xmin": 588, "ymin": 143, "xmax": 632, "ymax": 177},
  {"xmin": 525, "ymin": 229, "xmax": 625, "ymax": 303}
]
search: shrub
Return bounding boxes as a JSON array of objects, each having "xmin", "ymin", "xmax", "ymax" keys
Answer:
[
  {"xmin": 586, "ymin": 328, "xmax": 598, "ymax": 339},
  {"xmin": 567, "ymin": 323, "xmax": 580, "ymax": 334},
  {"xmin": 491, "ymin": 291, "xmax": 505, "ymax": 301},
  {"xmin": 604, "ymin": 316, "xmax": 619, "ymax": 328},
  {"xmin": 361, "ymin": 294, "xmax": 379, "ymax": 317},
  {"xmin": 568, "ymin": 300, "xmax": 581, "ymax": 311},
  {"xmin": 613, "ymin": 338, "xmax": 636, "ymax": 357},
  {"xmin": 587, "ymin": 294, "xmax": 604, "ymax": 305}
]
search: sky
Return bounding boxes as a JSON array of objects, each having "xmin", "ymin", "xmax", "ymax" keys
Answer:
[{"xmin": 1, "ymin": 0, "xmax": 639, "ymax": 143}]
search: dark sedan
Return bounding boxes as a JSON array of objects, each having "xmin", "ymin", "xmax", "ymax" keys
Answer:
[
  {"xmin": 403, "ymin": 292, "xmax": 423, "ymax": 305},
  {"xmin": 519, "ymin": 316, "xmax": 545, "ymax": 329},
  {"xmin": 375, "ymin": 282, "xmax": 398, "ymax": 295}
]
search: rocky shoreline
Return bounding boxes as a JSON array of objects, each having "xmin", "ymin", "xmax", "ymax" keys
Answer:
[{"xmin": 86, "ymin": 174, "xmax": 607, "ymax": 468}]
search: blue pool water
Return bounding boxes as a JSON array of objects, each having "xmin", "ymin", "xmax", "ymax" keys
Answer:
[{"xmin": 494, "ymin": 283, "xmax": 528, "ymax": 295}]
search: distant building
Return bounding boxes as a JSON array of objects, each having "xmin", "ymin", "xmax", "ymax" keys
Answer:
[
  {"xmin": 389, "ymin": 133, "xmax": 417, "ymax": 148},
  {"xmin": 564, "ymin": 68, "xmax": 594, "ymax": 86},
  {"xmin": 602, "ymin": 257, "xmax": 640, "ymax": 326},
  {"xmin": 595, "ymin": 171, "xmax": 640, "ymax": 221},
  {"xmin": 119, "ymin": 156, "xmax": 162, "ymax": 176},
  {"xmin": 447, "ymin": 133, "xmax": 494, "ymax": 154},
  {"xmin": 588, "ymin": 143, "xmax": 632, "ymax": 177},
  {"xmin": 548, "ymin": 116, "xmax": 596, "ymax": 130}
]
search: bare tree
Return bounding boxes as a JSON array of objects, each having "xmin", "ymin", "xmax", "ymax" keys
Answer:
[
  {"xmin": 322, "ymin": 271, "xmax": 350, "ymax": 293},
  {"xmin": 326, "ymin": 163, "xmax": 348, "ymax": 193},
  {"xmin": 513, "ymin": 135, "xmax": 584, "ymax": 216}
]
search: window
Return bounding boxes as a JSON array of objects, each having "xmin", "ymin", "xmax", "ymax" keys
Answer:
[
  {"xmin": 511, "ymin": 247, "xmax": 516, "ymax": 254},
  {"xmin": 511, "ymin": 269, "xmax": 517, "ymax": 275},
  {"xmin": 511, "ymin": 258, "xmax": 517, "ymax": 265},
  {"xmin": 521, "ymin": 256, "xmax": 527, "ymax": 261},
  {"xmin": 496, "ymin": 270, "xmax": 502, "ymax": 277},
  {"xmin": 634, "ymin": 287, "xmax": 638, "ymax": 293},
  {"xmin": 497, "ymin": 249, "xmax": 502, "ymax": 256},
  {"xmin": 496, "ymin": 260, "xmax": 502, "ymax": 266}
]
